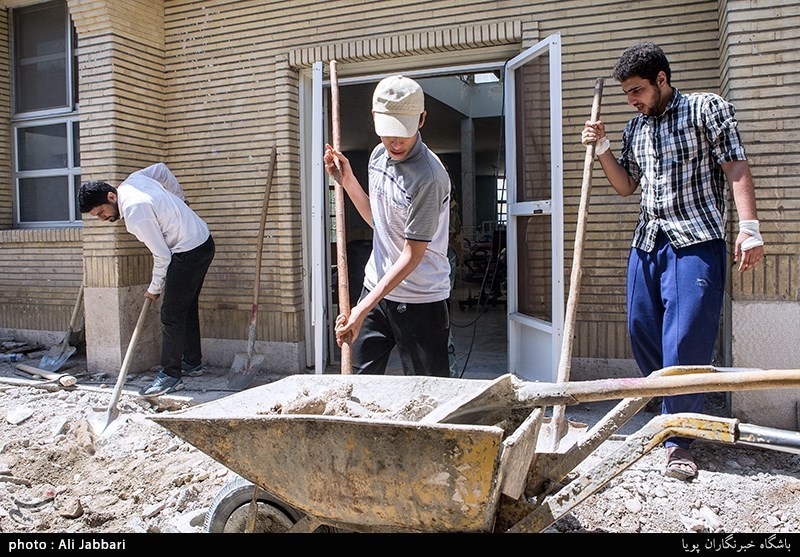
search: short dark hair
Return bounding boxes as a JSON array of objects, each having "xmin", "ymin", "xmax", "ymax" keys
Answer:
[
  {"xmin": 612, "ymin": 42, "xmax": 671, "ymax": 86},
  {"xmin": 78, "ymin": 180, "xmax": 116, "ymax": 213}
]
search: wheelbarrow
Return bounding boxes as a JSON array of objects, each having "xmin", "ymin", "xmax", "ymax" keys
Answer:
[{"xmin": 150, "ymin": 366, "xmax": 800, "ymax": 533}]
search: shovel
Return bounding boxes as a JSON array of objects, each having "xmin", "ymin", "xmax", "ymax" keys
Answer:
[
  {"xmin": 330, "ymin": 60, "xmax": 352, "ymax": 374},
  {"xmin": 39, "ymin": 284, "xmax": 84, "ymax": 372},
  {"xmin": 545, "ymin": 77, "xmax": 604, "ymax": 452},
  {"xmin": 91, "ymin": 297, "xmax": 152, "ymax": 435},
  {"xmin": 16, "ymin": 362, "xmax": 78, "ymax": 387},
  {"xmin": 227, "ymin": 145, "xmax": 277, "ymax": 390}
]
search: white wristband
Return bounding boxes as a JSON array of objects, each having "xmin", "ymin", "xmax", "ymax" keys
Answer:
[
  {"xmin": 739, "ymin": 220, "xmax": 764, "ymax": 251},
  {"xmin": 595, "ymin": 136, "xmax": 610, "ymax": 157}
]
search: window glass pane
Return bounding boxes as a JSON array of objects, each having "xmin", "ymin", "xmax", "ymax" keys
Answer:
[
  {"xmin": 73, "ymin": 174, "xmax": 81, "ymax": 221},
  {"xmin": 19, "ymin": 176, "xmax": 70, "ymax": 222},
  {"xmin": 72, "ymin": 25, "xmax": 79, "ymax": 105},
  {"xmin": 16, "ymin": 60, "xmax": 68, "ymax": 113},
  {"xmin": 14, "ymin": 1, "xmax": 68, "ymax": 112},
  {"xmin": 72, "ymin": 121, "xmax": 80, "ymax": 166},
  {"xmin": 17, "ymin": 124, "xmax": 68, "ymax": 171}
]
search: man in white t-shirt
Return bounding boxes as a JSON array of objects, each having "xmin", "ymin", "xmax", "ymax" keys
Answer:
[
  {"xmin": 78, "ymin": 163, "xmax": 215, "ymax": 396},
  {"xmin": 324, "ymin": 75, "xmax": 451, "ymax": 376}
]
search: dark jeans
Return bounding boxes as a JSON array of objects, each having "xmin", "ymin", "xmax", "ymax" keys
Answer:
[
  {"xmin": 351, "ymin": 287, "xmax": 450, "ymax": 377},
  {"xmin": 160, "ymin": 235, "xmax": 215, "ymax": 378}
]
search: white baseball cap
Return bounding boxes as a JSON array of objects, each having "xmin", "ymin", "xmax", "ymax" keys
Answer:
[{"xmin": 372, "ymin": 75, "xmax": 425, "ymax": 137}]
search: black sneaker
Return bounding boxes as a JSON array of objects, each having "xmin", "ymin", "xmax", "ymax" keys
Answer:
[{"xmin": 139, "ymin": 371, "xmax": 184, "ymax": 397}]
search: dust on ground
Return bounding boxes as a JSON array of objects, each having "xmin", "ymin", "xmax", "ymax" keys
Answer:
[{"xmin": 0, "ymin": 354, "xmax": 798, "ymax": 534}]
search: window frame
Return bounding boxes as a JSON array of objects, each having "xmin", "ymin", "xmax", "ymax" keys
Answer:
[{"xmin": 10, "ymin": 0, "xmax": 81, "ymax": 228}]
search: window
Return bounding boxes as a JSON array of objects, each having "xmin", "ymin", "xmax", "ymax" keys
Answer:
[{"xmin": 11, "ymin": 1, "xmax": 80, "ymax": 227}]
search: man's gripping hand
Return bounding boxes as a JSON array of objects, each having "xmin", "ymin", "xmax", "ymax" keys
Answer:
[{"xmin": 581, "ymin": 120, "xmax": 607, "ymax": 147}]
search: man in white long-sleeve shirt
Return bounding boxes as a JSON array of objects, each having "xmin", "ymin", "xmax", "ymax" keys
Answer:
[{"xmin": 78, "ymin": 163, "xmax": 215, "ymax": 396}]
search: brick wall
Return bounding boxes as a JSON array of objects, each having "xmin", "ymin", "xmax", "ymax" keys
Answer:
[{"xmin": 0, "ymin": 0, "xmax": 796, "ymax": 367}]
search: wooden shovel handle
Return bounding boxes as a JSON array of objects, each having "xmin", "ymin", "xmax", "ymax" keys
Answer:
[
  {"xmin": 16, "ymin": 363, "xmax": 77, "ymax": 387},
  {"xmin": 550, "ymin": 78, "xmax": 604, "ymax": 449},
  {"xmin": 330, "ymin": 60, "xmax": 352, "ymax": 374},
  {"xmin": 557, "ymin": 77, "xmax": 604, "ymax": 383},
  {"xmin": 66, "ymin": 284, "xmax": 84, "ymax": 335},
  {"xmin": 246, "ymin": 144, "xmax": 277, "ymax": 357},
  {"xmin": 108, "ymin": 297, "xmax": 152, "ymax": 408}
]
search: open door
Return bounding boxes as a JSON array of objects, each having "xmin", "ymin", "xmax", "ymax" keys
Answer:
[
  {"xmin": 310, "ymin": 61, "xmax": 330, "ymax": 375},
  {"xmin": 504, "ymin": 33, "xmax": 564, "ymax": 381}
]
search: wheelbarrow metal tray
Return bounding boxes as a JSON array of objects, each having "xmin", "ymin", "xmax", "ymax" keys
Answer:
[{"xmin": 152, "ymin": 375, "xmax": 507, "ymax": 532}]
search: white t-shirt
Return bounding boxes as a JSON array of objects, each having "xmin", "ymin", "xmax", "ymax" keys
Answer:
[
  {"xmin": 118, "ymin": 164, "xmax": 210, "ymax": 295},
  {"xmin": 364, "ymin": 136, "xmax": 451, "ymax": 303}
]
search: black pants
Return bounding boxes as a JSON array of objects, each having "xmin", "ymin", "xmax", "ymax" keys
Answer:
[
  {"xmin": 160, "ymin": 235, "xmax": 215, "ymax": 378},
  {"xmin": 351, "ymin": 287, "xmax": 450, "ymax": 377}
]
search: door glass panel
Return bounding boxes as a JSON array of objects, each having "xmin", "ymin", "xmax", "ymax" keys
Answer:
[
  {"xmin": 516, "ymin": 214, "xmax": 552, "ymax": 321},
  {"xmin": 514, "ymin": 53, "xmax": 551, "ymax": 202}
]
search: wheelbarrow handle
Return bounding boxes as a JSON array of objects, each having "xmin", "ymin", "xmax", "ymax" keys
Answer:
[
  {"xmin": 434, "ymin": 367, "xmax": 800, "ymax": 424},
  {"xmin": 517, "ymin": 366, "xmax": 800, "ymax": 407}
]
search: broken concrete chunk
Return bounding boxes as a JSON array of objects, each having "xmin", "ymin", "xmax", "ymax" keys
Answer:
[
  {"xmin": 57, "ymin": 497, "xmax": 84, "ymax": 519},
  {"xmin": 698, "ymin": 506, "xmax": 721, "ymax": 530},
  {"xmin": 282, "ymin": 383, "xmax": 355, "ymax": 415},
  {"xmin": 323, "ymin": 398, "xmax": 372, "ymax": 418},
  {"xmin": 142, "ymin": 501, "xmax": 165, "ymax": 519},
  {"xmin": 625, "ymin": 498, "xmax": 642, "ymax": 513},
  {"xmin": 49, "ymin": 417, "xmax": 69, "ymax": 438},
  {"xmin": 6, "ymin": 406, "xmax": 34, "ymax": 425},
  {"xmin": 282, "ymin": 396, "xmax": 327, "ymax": 415}
]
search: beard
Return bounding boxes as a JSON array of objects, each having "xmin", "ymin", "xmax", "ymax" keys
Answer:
[{"xmin": 643, "ymin": 88, "xmax": 668, "ymax": 116}]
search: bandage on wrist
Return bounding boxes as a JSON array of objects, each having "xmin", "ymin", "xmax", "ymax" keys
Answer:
[
  {"xmin": 739, "ymin": 220, "xmax": 764, "ymax": 251},
  {"xmin": 595, "ymin": 136, "xmax": 610, "ymax": 156}
]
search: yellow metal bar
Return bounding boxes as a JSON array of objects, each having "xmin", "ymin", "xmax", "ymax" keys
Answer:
[{"xmin": 507, "ymin": 413, "xmax": 738, "ymax": 533}]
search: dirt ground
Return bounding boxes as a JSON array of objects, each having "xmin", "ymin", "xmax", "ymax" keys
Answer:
[{"xmin": 0, "ymin": 351, "xmax": 798, "ymax": 535}]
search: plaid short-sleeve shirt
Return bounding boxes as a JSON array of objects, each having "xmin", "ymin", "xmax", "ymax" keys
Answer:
[{"xmin": 618, "ymin": 88, "xmax": 747, "ymax": 252}]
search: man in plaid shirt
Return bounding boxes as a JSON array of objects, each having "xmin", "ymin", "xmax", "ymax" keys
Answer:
[{"xmin": 582, "ymin": 42, "xmax": 764, "ymax": 480}]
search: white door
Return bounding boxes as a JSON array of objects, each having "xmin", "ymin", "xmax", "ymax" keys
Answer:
[
  {"xmin": 504, "ymin": 33, "xmax": 565, "ymax": 381},
  {"xmin": 310, "ymin": 61, "xmax": 330, "ymax": 375}
]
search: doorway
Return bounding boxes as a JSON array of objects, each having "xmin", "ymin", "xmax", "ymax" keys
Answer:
[
  {"xmin": 323, "ymin": 70, "xmax": 508, "ymax": 378},
  {"xmin": 305, "ymin": 34, "xmax": 564, "ymax": 380}
]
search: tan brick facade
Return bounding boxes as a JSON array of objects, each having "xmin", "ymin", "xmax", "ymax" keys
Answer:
[{"xmin": 0, "ymin": 0, "xmax": 796, "ymax": 375}]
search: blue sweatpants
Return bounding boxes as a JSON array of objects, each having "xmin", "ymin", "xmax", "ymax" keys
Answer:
[{"xmin": 626, "ymin": 231, "xmax": 726, "ymax": 449}]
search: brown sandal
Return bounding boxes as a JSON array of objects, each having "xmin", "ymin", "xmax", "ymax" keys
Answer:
[{"xmin": 664, "ymin": 446, "xmax": 697, "ymax": 481}]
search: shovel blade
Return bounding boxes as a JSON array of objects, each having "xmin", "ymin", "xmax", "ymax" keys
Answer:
[
  {"xmin": 88, "ymin": 406, "xmax": 121, "ymax": 437},
  {"xmin": 39, "ymin": 344, "xmax": 76, "ymax": 372},
  {"xmin": 89, "ymin": 407, "xmax": 121, "ymax": 437},
  {"xmin": 227, "ymin": 353, "xmax": 265, "ymax": 390}
]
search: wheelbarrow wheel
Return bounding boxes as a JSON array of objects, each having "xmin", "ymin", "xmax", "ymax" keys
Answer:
[{"xmin": 205, "ymin": 476, "xmax": 338, "ymax": 533}]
